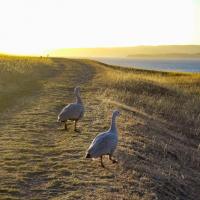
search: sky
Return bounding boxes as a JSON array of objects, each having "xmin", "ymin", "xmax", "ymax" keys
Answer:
[{"xmin": 0, "ymin": 0, "xmax": 199, "ymax": 55}]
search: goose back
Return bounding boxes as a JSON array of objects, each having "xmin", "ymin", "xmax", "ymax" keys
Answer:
[{"xmin": 58, "ymin": 102, "xmax": 84, "ymax": 122}]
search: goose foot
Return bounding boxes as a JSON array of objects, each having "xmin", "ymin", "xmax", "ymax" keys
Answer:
[
  {"xmin": 109, "ymin": 155, "xmax": 118, "ymax": 164},
  {"xmin": 101, "ymin": 163, "xmax": 105, "ymax": 168},
  {"xmin": 112, "ymin": 159, "xmax": 118, "ymax": 164},
  {"xmin": 74, "ymin": 128, "xmax": 81, "ymax": 133}
]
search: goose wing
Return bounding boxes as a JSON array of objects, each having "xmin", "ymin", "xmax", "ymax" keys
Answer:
[
  {"xmin": 58, "ymin": 103, "xmax": 83, "ymax": 121},
  {"xmin": 87, "ymin": 131, "xmax": 117, "ymax": 157}
]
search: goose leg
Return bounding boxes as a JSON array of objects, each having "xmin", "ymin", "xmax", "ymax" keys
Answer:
[
  {"xmin": 100, "ymin": 156, "xmax": 105, "ymax": 168},
  {"xmin": 109, "ymin": 154, "xmax": 118, "ymax": 164},
  {"xmin": 74, "ymin": 120, "xmax": 77, "ymax": 131},
  {"xmin": 64, "ymin": 121, "xmax": 68, "ymax": 130}
]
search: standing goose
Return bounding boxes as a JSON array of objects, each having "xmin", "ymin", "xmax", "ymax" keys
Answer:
[
  {"xmin": 85, "ymin": 110, "xmax": 120, "ymax": 168},
  {"xmin": 58, "ymin": 86, "xmax": 84, "ymax": 131}
]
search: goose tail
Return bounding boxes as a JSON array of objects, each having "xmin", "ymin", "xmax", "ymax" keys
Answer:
[
  {"xmin": 57, "ymin": 116, "xmax": 61, "ymax": 122},
  {"xmin": 85, "ymin": 153, "xmax": 91, "ymax": 158}
]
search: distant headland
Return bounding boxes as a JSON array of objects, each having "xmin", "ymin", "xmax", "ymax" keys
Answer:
[{"xmin": 49, "ymin": 45, "xmax": 200, "ymax": 58}]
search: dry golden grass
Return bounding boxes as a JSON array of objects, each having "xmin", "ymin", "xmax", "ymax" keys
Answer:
[
  {"xmin": 92, "ymin": 62, "xmax": 200, "ymax": 138},
  {"xmin": 0, "ymin": 56, "xmax": 199, "ymax": 200},
  {"xmin": 81, "ymin": 59, "xmax": 200, "ymax": 199}
]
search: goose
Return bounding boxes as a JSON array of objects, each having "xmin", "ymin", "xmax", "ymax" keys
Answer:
[
  {"xmin": 57, "ymin": 86, "xmax": 84, "ymax": 131},
  {"xmin": 85, "ymin": 110, "xmax": 120, "ymax": 168}
]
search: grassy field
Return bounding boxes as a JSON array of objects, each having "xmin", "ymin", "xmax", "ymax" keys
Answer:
[
  {"xmin": 0, "ymin": 56, "xmax": 199, "ymax": 200},
  {"xmin": 0, "ymin": 55, "xmax": 57, "ymax": 113}
]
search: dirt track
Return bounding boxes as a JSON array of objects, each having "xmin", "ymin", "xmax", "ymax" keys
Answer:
[{"xmin": 0, "ymin": 59, "xmax": 125, "ymax": 200}]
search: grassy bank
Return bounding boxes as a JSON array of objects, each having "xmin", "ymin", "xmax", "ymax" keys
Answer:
[
  {"xmin": 87, "ymin": 60, "xmax": 200, "ymax": 138},
  {"xmin": 0, "ymin": 55, "xmax": 57, "ymax": 113},
  {"xmin": 82, "ymin": 59, "xmax": 200, "ymax": 199}
]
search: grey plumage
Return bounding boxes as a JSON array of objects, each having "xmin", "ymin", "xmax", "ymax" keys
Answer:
[
  {"xmin": 86, "ymin": 110, "xmax": 120, "ymax": 167},
  {"xmin": 58, "ymin": 87, "xmax": 84, "ymax": 131}
]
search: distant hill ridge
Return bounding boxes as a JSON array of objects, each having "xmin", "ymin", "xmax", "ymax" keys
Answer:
[
  {"xmin": 50, "ymin": 45, "xmax": 200, "ymax": 57},
  {"xmin": 128, "ymin": 53, "xmax": 200, "ymax": 57}
]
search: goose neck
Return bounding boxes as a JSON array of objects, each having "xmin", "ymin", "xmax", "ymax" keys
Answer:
[
  {"xmin": 110, "ymin": 114, "xmax": 117, "ymax": 131},
  {"xmin": 76, "ymin": 93, "xmax": 82, "ymax": 104}
]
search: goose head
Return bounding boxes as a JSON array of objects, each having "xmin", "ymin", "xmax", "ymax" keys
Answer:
[{"xmin": 113, "ymin": 110, "xmax": 120, "ymax": 117}]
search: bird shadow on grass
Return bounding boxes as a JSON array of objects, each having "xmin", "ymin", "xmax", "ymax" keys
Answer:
[
  {"xmin": 57, "ymin": 127, "xmax": 67, "ymax": 131},
  {"xmin": 103, "ymin": 165, "xmax": 119, "ymax": 173},
  {"xmin": 74, "ymin": 129, "xmax": 81, "ymax": 133},
  {"xmin": 90, "ymin": 158, "xmax": 119, "ymax": 174}
]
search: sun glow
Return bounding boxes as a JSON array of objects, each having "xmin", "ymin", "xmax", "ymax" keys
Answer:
[{"xmin": 0, "ymin": 0, "xmax": 199, "ymax": 55}]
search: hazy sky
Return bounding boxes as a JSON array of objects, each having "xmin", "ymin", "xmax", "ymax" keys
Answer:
[{"xmin": 0, "ymin": 0, "xmax": 199, "ymax": 54}]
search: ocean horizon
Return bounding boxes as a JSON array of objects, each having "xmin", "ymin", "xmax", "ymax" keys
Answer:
[{"xmin": 92, "ymin": 57, "xmax": 200, "ymax": 72}]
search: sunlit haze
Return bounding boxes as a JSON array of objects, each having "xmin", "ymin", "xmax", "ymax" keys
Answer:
[{"xmin": 0, "ymin": 0, "xmax": 199, "ymax": 55}]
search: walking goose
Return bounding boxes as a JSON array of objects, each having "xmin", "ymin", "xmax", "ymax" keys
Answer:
[
  {"xmin": 85, "ymin": 110, "xmax": 120, "ymax": 168},
  {"xmin": 57, "ymin": 87, "xmax": 84, "ymax": 131}
]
